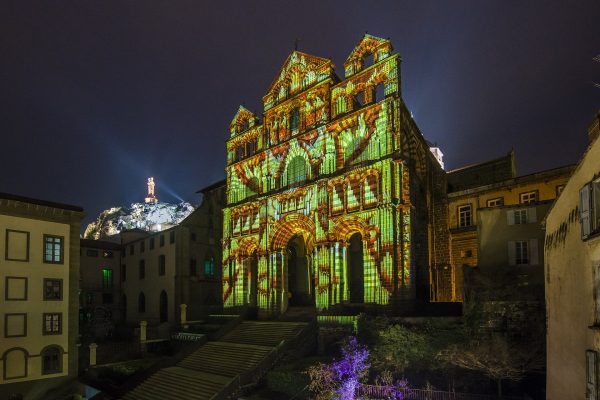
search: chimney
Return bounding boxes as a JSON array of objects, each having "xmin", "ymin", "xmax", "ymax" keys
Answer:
[{"xmin": 589, "ymin": 111, "xmax": 600, "ymax": 144}]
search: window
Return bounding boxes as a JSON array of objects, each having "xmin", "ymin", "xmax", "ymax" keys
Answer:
[
  {"xmin": 121, "ymin": 264, "xmax": 126, "ymax": 282},
  {"xmin": 102, "ymin": 250, "xmax": 113, "ymax": 258},
  {"xmin": 43, "ymin": 279, "xmax": 62, "ymax": 300},
  {"xmin": 41, "ymin": 346, "xmax": 62, "ymax": 375},
  {"xmin": 515, "ymin": 241, "xmax": 529, "ymax": 264},
  {"xmin": 508, "ymin": 207, "xmax": 536, "ymax": 225},
  {"xmin": 43, "ymin": 313, "xmax": 62, "ymax": 335},
  {"xmin": 5, "ymin": 229, "xmax": 29, "ymax": 262},
  {"xmin": 290, "ymin": 107, "xmax": 300, "ymax": 132},
  {"xmin": 158, "ymin": 255, "xmax": 166, "ymax": 276},
  {"xmin": 520, "ymin": 191, "xmax": 537, "ymax": 204},
  {"xmin": 204, "ymin": 257, "xmax": 215, "ymax": 278},
  {"xmin": 86, "ymin": 293, "xmax": 94, "ymax": 305},
  {"xmin": 150, "ymin": 237, "xmax": 155, "ymax": 250},
  {"xmin": 235, "ymin": 146, "xmax": 245, "ymax": 161},
  {"xmin": 191, "ymin": 232, "xmax": 197, "ymax": 241},
  {"xmin": 286, "ymin": 156, "xmax": 307, "ymax": 185},
  {"xmin": 5, "ymin": 277, "xmax": 27, "ymax": 300},
  {"xmin": 3, "ymin": 348, "xmax": 28, "ymax": 379},
  {"xmin": 4, "ymin": 313, "xmax": 27, "ymax": 337},
  {"xmin": 514, "ymin": 209, "xmax": 528, "ymax": 224},
  {"xmin": 190, "ymin": 258, "xmax": 197, "ymax": 276},
  {"xmin": 102, "ymin": 268, "xmax": 113, "ymax": 290},
  {"xmin": 140, "ymin": 241, "xmax": 145, "ymax": 253},
  {"xmin": 508, "ymin": 239, "xmax": 539, "ymax": 266},
  {"xmin": 487, "ymin": 197, "xmax": 504, "ymax": 207},
  {"xmin": 138, "ymin": 292, "xmax": 145, "ymax": 313},
  {"xmin": 86, "ymin": 249, "xmax": 98, "ymax": 257},
  {"xmin": 460, "ymin": 250, "xmax": 473, "ymax": 258},
  {"xmin": 457, "ymin": 204, "xmax": 472, "ymax": 227},
  {"xmin": 581, "ymin": 180, "xmax": 600, "ymax": 239},
  {"xmin": 169, "ymin": 231, "xmax": 175, "ymax": 244},
  {"xmin": 246, "ymin": 177, "xmax": 259, "ymax": 198},
  {"xmin": 160, "ymin": 235, "xmax": 165, "ymax": 247},
  {"xmin": 139, "ymin": 260, "xmax": 145, "ymax": 279},
  {"xmin": 43, "ymin": 235, "xmax": 63, "ymax": 264}
]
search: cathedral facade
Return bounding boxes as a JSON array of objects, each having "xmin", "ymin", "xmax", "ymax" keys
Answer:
[{"xmin": 222, "ymin": 35, "xmax": 449, "ymax": 316}]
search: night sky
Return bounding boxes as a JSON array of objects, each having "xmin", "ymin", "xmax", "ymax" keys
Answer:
[{"xmin": 1, "ymin": 1, "xmax": 599, "ymax": 227}]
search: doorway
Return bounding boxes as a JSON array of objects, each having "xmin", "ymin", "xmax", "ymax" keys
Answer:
[
  {"xmin": 348, "ymin": 233, "xmax": 364, "ymax": 303},
  {"xmin": 286, "ymin": 234, "xmax": 313, "ymax": 306}
]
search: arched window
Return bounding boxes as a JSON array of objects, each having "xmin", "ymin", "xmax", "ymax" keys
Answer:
[
  {"xmin": 138, "ymin": 292, "xmax": 145, "ymax": 313},
  {"xmin": 3, "ymin": 348, "xmax": 27, "ymax": 379},
  {"xmin": 286, "ymin": 156, "xmax": 307, "ymax": 185},
  {"xmin": 204, "ymin": 256, "xmax": 215, "ymax": 278},
  {"xmin": 41, "ymin": 346, "xmax": 62, "ymax": 375}
]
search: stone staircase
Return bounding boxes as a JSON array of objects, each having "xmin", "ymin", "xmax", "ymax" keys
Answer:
[{"xmin": 122, "ymin": 321, "xmax": 308, "ymax": 400}]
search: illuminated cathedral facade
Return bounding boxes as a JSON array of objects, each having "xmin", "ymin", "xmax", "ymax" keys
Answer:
[{"xmin": 222, "ymin": 35, "xmax": 450, "ymax": 316}]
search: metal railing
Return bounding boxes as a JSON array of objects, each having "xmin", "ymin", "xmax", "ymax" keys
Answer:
[{"xmin": 359, "ymin": 385, "xmax": 526, "ymax": 400}]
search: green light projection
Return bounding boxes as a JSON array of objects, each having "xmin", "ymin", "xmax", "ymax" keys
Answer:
[{"xmin": 222, "ymin": 35, "xmax": 417, "ymax": 314}]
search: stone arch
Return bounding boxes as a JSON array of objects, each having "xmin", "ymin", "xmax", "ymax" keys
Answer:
[
  {"xmin": 238, "ymin": 236, "xmax": 259, "ymax": 257},
  {"xmin": 332, "ymin": 216, "xmax": 373, "ymax": 243},
  {"xmin": 271, "ymin": 213, "xmax": 316, "ymax": 252},
  {"xmin": 3, "ymin": 347, "xmax": 28, "ymax": 379}
]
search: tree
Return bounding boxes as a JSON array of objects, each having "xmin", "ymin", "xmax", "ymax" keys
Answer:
[
  {"xmin": 437, "ymin": 334, "xmax": 544, "ymax": 397},
  {"xmin": 370, "ymin": 323, "xmax": 432, "ymax": 374}
]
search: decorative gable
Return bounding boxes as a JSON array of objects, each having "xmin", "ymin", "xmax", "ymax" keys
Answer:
[
  {"xmin": 344, "ymin": 34, "xmax": 392, "ymax": 77},
  {"xmin": 229, "ymin": 106, "xmax": 259, "ymax": 136},
  {"xmin": 263, "ymin": 51, "xmax": 335, "ymax": 111}
]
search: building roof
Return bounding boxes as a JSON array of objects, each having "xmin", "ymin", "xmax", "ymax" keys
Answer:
[
  {"xmin": 80, "ymin": 238, "xmax": 122, "ymax": 250},
  {"xmin": 196, "ymin": 179, "xmax": 226, "ymax": 194},
  {"xmin": 448, "ymin": 163, "xmax": 575, "ymax": 198},
  {"xmin": 0, "ymin": 192, "xmax": 83, "ymax": 212},
  {"xmin": 447, "ymin": 151, "xmax": 516, "ymax": 193}
]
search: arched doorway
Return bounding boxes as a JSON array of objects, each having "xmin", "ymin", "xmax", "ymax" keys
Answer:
[
  {"xmin": 159, "ymin": 290, "xmax": 168, "ymax": 323},
  {"xmin": 348, "ymin": 233, "xmax": 364, "ymax": 303},
  {"xmin": 286, "ymin": 234, "xmax": 313, "ymax": 306}
]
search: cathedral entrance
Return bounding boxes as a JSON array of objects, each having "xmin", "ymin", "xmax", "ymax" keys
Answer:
[
  {"xmin": 286, "ymin": 234, "xmax": 313, "ymax": 306},
  {"xmin": 348, "ymin": 233, "xmax": 364, "ymax": 303}
]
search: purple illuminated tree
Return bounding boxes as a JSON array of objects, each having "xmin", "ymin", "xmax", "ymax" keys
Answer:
[{"xmin": 307, "ymin": 336, "xmax": 409, "ymax": 399}]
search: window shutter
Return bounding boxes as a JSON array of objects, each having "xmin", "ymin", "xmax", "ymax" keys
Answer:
[
  {"xmin": 529, "ymin": 239, "xmax": 539, "ymax": 265},
  {"xmin": 581, "ymin": 184, "xmax": 592, "ymax": 239},
  {"xmin": 508, "ymin": 241, "xmax": 516, "ymax": 266},
  {"xmin": 587, "ymin": 350, "xmax": 597, "ymax": 400},
  {"xmin": 593, "ymin": 181, "xmax": 600, "ymax": 232},
  {"xmin": 507, "ymin": 210, "xmax": 515, "ymax": 225},
  {"xmin": 529, "ymin": 207, "xmax": 537, "ymax": 223}
]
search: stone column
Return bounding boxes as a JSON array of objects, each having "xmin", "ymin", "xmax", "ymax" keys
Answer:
[
  {"xmin": 89, "ymin": 343, "xmax": 98, "ymax": 367},
  {"xmin": 180, "ymin": 304, "xmax": 187, "ymax": 326}
]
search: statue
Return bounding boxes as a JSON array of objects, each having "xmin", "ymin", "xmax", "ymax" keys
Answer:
[{"xmin": 145, "ymin": 177, "xmax": 158, "ymax": 204}]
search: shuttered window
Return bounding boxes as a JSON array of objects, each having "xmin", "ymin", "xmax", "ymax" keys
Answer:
[
  {"xmin": 587, "ymin": 350, "xmax": 598, "ymax": 400},
  {"xmin": 508, "ymin": 239, "xmax": 538, "ymax": 265}
]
